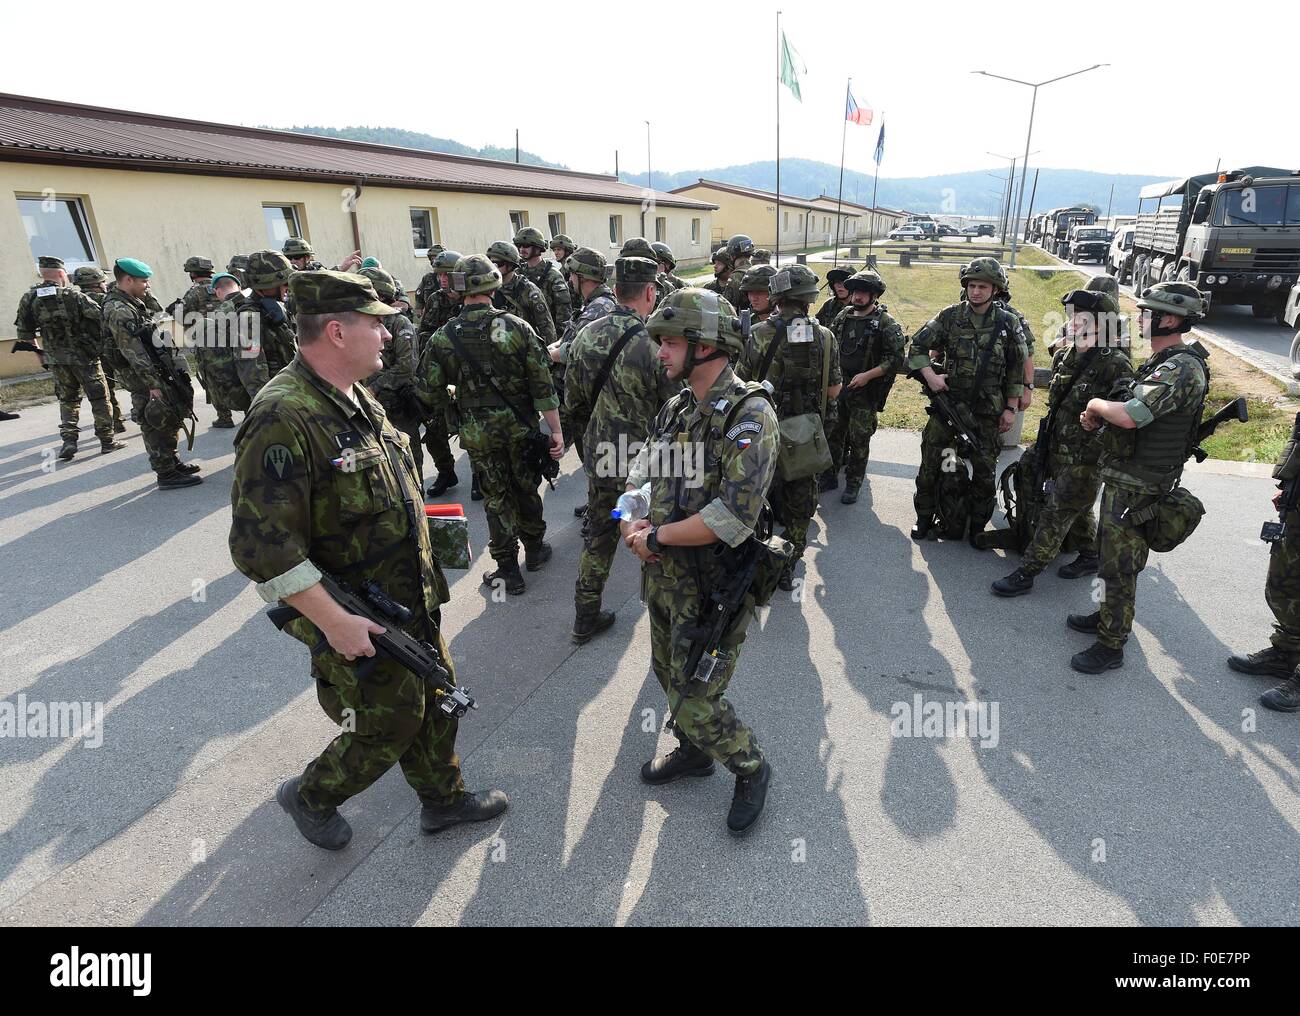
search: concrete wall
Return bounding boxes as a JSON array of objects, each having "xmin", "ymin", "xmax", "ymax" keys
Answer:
[
  {"xmin": 0, "ymin": 161, "xmax": 713, "ymax": 375},
  {"xmin": 677, "ymin": 184, "xmax": 876, "ymax": 250}
]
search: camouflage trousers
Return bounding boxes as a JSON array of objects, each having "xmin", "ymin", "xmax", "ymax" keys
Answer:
[
  {"xmin": 575, "ymin": 478, "xmax": 622, "ymax": 612},
  {"xmin": 1021, "ymin": 462, "xmax": 1101, "ymax": 574},
  {"xmin": 422, "ymin": 411, "xmax": 455, "ymax": 475},
  {"xmin": 1096, "ymin": 484, "xmax": 1154, "ymax": 649},
  {"xmin": 193, "ymin": 346, "xmax": 235, "ymax": 423},
  {"xmin": 645, "ymin": 566, "xmax": 763, "ymax": 776},
  {"xmin": 299, "ymin": 616, "xmax": 464, "ymax": 810},
  {"xmin": 828, "ymin": 396, "xmax": 879, "ymax": 493},
  {"xmin": 770, "ymin": 472, "xmax": 819, "ymax": 570},
  {"xmin": 914, "ymin": 414, "xmax": 1001, "ymax": 526},
  {"xmin": 467, "ymin": 437, "xmax": 546, "ymax": 565},
  {"xmin": 1266, "ymin": 510, "xmax": 1300, "ymax": 653},
  {"xmin": 50, "ymin": 361, "xmax": 114, "ymax": 443},
  {"xmin": 101, "ymin": 360, "xmax": 126, "ymax": 426},
  {"xmin": 129, "ymin": 390, "xmax": 181, "ymax": 475}
]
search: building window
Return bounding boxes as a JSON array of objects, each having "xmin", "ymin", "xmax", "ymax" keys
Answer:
[
  {"xmin": 783, "ymin": 212, "xmax": 789, "ymax": 231},
  {"xmin": 609, "ymin": 214, "xmax": 623, "ymax": 247},
  {"xmin": 655, "ymin": 216, "xmax": 667, "ymax": 242},
  {"xmin": 17, "ymin": 195, "xmax": 96, "ymax": 270},
  {"xmin": 691, "ymin": 218, "xmax": 701, "ymax": 244},
  {"xmin": 410, "ymin": 208, "xmax": 440, "ymax": 253},
  {"xmin": 509, "ymin": 210, "xmax": 529, "ymax": 234},
  {"xmin": 548, "ymin": 212, "xmax": 565, "ymax": 238},
  {"xmin": 797, "ymin": 214, "xmax": 804, "ymax": 230},
  {"xmin": 825, "ymin": 217, "xmax": 831, "ymax": 232},
  {"xmin": 263, "ymin": 204, "xmax": 303, "ymax": 247}
]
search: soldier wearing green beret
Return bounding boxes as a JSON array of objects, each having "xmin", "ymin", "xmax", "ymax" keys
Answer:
[
  {"xmin": 230, "ymin": 269, "xmax": 507, "ymax": 850},
  {"xmin": 564, "ymin": 256, "xmax": 680, "ymax": 644},
  {"xmin": 15, "ymin": 255, "xmax": 125, "ymax": 460},
  {"xmin": 173, "ymin": 255, "xmax": 236, "ymax": 428}
]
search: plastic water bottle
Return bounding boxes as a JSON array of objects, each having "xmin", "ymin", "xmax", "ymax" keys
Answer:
[{"xmin": 611, "ymin": 483, "xmax": 652, "ymax": 522}]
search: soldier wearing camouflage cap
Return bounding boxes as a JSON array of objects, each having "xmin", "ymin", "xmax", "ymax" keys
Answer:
[
  {"xmin": 816, "ymin": 265, "xmax": 856, "ymax": 328},
  {"xmin": 703, "ymin": 246, "xmax": 736, "ymax": 298},
  {"xmin": 620, "ymin": 238, "xmax": 671, "ymax": 308},
  {"xmin": 991, "ymin": 288, "xmax": 1133, "ymax": 600},
  {"xmin": 627, "ymin": 286, "xmax": 778, "ymax": 836},
  {"xmin": 822, "ymin": 269, "xmax": 906, "ymax": 504},
  {"xmin": 514, "ymin": 227, "xmax": 573, "ymax": 336},
  {"xmin": 71, "ymin": 265, "xmax": 128, "ymax": 431},
  {"xmin": 417, "ymin": 255, "xmax": 563, "ymax": 595},
  {"xmin": 1066, "ymin": 280, "xmax": 1211, "ymax": 674},
  {"xmin": 906, "ymin": 257, "xmax": 1027, "ymax": 546},
  {"xmin": 565, "ymin": 257, "xmax": 681, "ymax": 643},
  {"xmin": 738, "ymin": 265, "xmax": 842, "ymax": 588},
  {"xmin": 230, "ymin": 269, "xmax": 507, "ymax": 850},
  {"xmin": 13, "ymin": 255, "xmax": 125, "ymax": 457},
  {"xmin": 205, "ymin": 250, "xmax": 298, "ymax": 415},
  {"xmin": 651, "ymin": 242, "xmax": 686, "ymax": 292},
  {"xmin": 488, "ymin": 241, "xmax": 556, "ymax": 349}
]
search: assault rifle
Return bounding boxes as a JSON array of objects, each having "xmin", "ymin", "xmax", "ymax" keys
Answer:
[
  {"xmin": 1262, "ymin": 411, "xmax": 1300, "ymax": 544},
  {"xmin": 908, "ymin": 365, "xmax": 986, "ymax": 460},
  {"xmin": 1192, "ymin": 396, "xmax": 1248, "ymax": 463}
]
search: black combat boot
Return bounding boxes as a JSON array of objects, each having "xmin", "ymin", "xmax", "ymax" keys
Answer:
[
  {"xmin": 157, "ymin": 469, "xmax": 202, "ymax": 490},
  {"xmin": 482, "ymin": 558, "xmax": 525, "ymax": 595},
  {"xmin": 818, "ymin": 470, "xmax": 838, "ymax": 493},
  {"xmin": 641, "ymin": 740, "xmax": 716, "ymax": 785},
  {"xmin": 0, "ymin": 410, "xmax": 20, "ymax": 421},
  {"xmin": 840, "ymin": 485, "xmax": 860, "ymax": 505},
  {"xmin": 112, "ymin": 418, "xmax": 126, "ymax": 432},
  {"xmin": 968, "ymin": 515, "xmax": 994, "ymax": 551},
  {"xmin": 991, "ymin": 567, "xmax": 1035, "ymax": 598},
  {"xmin": 276, "ymin": 776, "xmax": 352, "ymax": 850},
  {"xmin": 573, "ymin": 504, "xmax": 587, "ymax": 518},
  {"xmin": 1261, "ymin": 676, "xmax": 1300, "ymax": 713},
  {"xmin": 211, "ymin": 414, "xmax": 236, "ymax": 429},
  {"xmin": 911, "ymin": 515, "xmax": 936, "ymax": 541},
  {"xmin": 58, "ymin": 439, "xmax": 77, "ymax": 461},
  {"xmin": 1067, "ymin": 611, "xmax": 1101, "ymax": 634},
  {"xmin": 571, "ymin": 607, "xmax": 615, "ymax": 645},
  {"xmin": 524, "ymin": 541, "xmax": 552, "ymax": 572},
  {"xmin": 100, "ymin": 439, "xmax": 125, "ymax": 454},
  {"xmin": 172, "ymin": 458, "xmax": 202, "ymax": 474},
  {"xmin": 470, "ymin": 471, "xmax": 483, "ymax": 501},
  {"xmin": 726, "ymin": 760, "xmax": 772, "ymax": 837},
  {"xmin": 776, "ymin": 562, "xmax": 795, "ymax": 592},
  {"xmin": 1228, "ymin": 646, "xmax": 1300, "ymax": 679},
  {"xmin": 426, "ymin": 467, "xmax": 458, "ymax": 497},
  {"xmin": 1057, "ymin": 553, "xmax": 1100, "ymax": 579},
  {"xmin": 420, "ymin": 789, "xmax": 509, "ymax": 834},
  {"xmin": 1071, "ymin": 641, "xmax": 1124, "ymax": 674}
]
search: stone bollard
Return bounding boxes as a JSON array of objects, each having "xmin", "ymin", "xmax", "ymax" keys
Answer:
[
  {"xmin": 796, "ymin": 253, "xmax": 807, "ymax": 265},
  {"xmin": 899, "ymin": 253, "xmax": 912, "ymax": 268}
]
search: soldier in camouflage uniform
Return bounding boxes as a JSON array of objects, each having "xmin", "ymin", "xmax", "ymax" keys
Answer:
[
  {"xmin": 413, "ymin": 244, "xmax": 445, "ymax": 318},
  {"xmin": 357, "ymin": 267, "xmax": 424, "ymax": 480},
  {"xmin": 737, "ymin": 265, "xmax": 778, "ymax": 328},
  {"xmin": 623, "ymin": 286, "xmax": 776, "ymax": 836},
  {"xmin": 282, "ymin": 236, "xmax": 324, "ymax": 272},
  {"xmin": 652, "ymin": 242, "xmax": 686, "ymax": 291},
  {"xmin": 907, "ymin": 258, "xmax": 1027, "ymax": 545},
  {"xmin": 14, "ymin": 255, "xmax": 123, "ymax": 459},
  {"xmin": 816, "ymin": 266, "xmax": 854, "ymax": 328},
  {"xmin": 487, "ymin": 241, "xmax": 556, "ymax": 348},
  {"xmin": 620, "ymin": 237, "xmax": 671, "ymax": 308},
  {"xmin": 721, "ymin": 234, "xmax": 756, "ymax": 312},
  {"xmin": 174, "ymin": 256, "xmax": 236, "ymax": 428},
  {"xmin": 752, "ymin": 248, "xmax": 773, "ymax": 266},
  {"xmin": 226, "ymin": 254, "xmax": 250, "ymax": 288},
  {"xmin": 208, "ymin": 250, "xmax": 298, "ymax": 412},
  {"xmin": 71, "ymin": 264, "xmax": 127, "ymax": 432},
  {"xmin": 1067, "ymin": 281, "xmax": 1211, "ymax": 674},
  {"xmin": 992, "ymin": 289, "xmax": 1134, "ymax": 597},
  {"xmin": 549, "ymin": 234, "xmax": 580, "ymax": 311},
  {"xmin": 738, "ymin": 265, "xmax": 842, "ymax": 588},
  {"xmin": 230, "ymin": 270, "xmax": 506, "ymax": 850},
  {"xmin": 515, "ymin": 226, "xmax": 572, "ymax": 335},
  {"xmin": 1048, "ymin": 274, "xmax": 1131, "ymax": 357},
  {"xmin": 565, "ymin": 257, "xmax": 679, "ymax": 644},
  {"xmin": 417, "ymin": 255, "xmax": 564, "ymax": 595},
  {"xmin": 416, "ymin": 250, "xmax": 464, "ymax": 498},
  {"xmin": 821, "ymin": 269, "xmax": 905, "ymax": 505},
  {"xmin": 702, "ymin": 247, "xmax": 736, "ymax": 297},
  {"xmin": 102, "ymin": 258, "xmax": 201, "ymax": 488},
  {"xmin": 997, "ymin": 279, "xmax": 1037, "ymax": 413}
]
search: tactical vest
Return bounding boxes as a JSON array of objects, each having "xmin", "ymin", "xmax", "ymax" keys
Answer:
[
  {"xmin": 838, "ymin": 314, "xmax": 885, "ymax": 378},
  {"xmin": 445, "ymin": 309, "xmax": 532, "ymax": 412},
  {"xmin": 759, "ymin": 316, "xmax": 832, "ymax": 420},
  {"xmin": 1111, "ymin": 348, "xmax": 1209, "ymax": 487},
  {"xmin": 28, "ymin": 285, "xmax": 96, "ymax": 361},
  {"xmin": 943, "ymin": 306, "xmax": 1017, "ymax": 418}
]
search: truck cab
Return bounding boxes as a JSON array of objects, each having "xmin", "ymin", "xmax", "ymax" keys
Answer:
[
  {"xmin": 1067, "ymin": 224, "xmax": 1112, "ymax": 264},
  {"xmin": 1108, "ymin": 225, "xmax": 1136, "ymax": 280}
]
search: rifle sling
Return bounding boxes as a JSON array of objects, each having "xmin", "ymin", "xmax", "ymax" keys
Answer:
[
  {"xmin": 589, "ymin": 320, "xmax": 644, "ymax": 414},
  {"xmin": 445, "ymin": 324, "xmax": 536, "ymax": 432}
]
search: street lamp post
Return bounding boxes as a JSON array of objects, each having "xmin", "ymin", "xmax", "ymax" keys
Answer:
[
  {"xmin": 988, "ymin": 149, "xmax": 1039, "ymax": 243},
  {"xmin": 973, "ymin": 64, "xmax": 1109, "ymax": 268},
  {"xmin": 646, "ymin": 120, "xmax": 652, "ymax": 193}
]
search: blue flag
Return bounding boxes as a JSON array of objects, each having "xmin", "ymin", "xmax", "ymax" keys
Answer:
[{"xmin": 873, "ymin": 121, "xmax": 886, "ymax": 165}]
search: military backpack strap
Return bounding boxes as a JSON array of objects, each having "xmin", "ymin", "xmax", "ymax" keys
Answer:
[
  {"xmin": 756, "ymin": 317, "xmax": 787, "ymax": 385},
  {"xmin": 589, "ymin": 320, "xmax": 646, "ymax": 410},
  {"xmin": 968, "ymin": 308, "xmax": 1011, "ymax": 408},
  {"xmin": 819, "ymin": 324, "xmax": 831, "ymax": 419},
  {"xmin": 444, "ymin": 319, "xmax": 536, "ymax": 432}
]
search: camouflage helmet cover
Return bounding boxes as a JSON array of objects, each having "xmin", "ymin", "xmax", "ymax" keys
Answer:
[
  {"xmin": 282, "ymin": 236, "xmax": 316, "ymax": 259},
  {"xmin": 646, "ymin": 287, "xmax": 745, "ymax": 354},
  {"xmin": 1085, "ymin": 274, "xmax": 1120, "ymax": 298},
  {"xmin": 769, "ymin": 264, "xmax": 821, "ymax": 302},
  {"xmin": 650, "ymin": 241, "xmax": 676, "ymax": 270},
  {"xmin": 451, "ymin": 254, "xmax": 501, "ymax": 296},
  {"xmin": 1061, "ymin": 288, "xmax": 1120, "ymax": 316},
  {"xmin": 727, "ymin": 234, "xmax": 755, "ymax": 258},
  {"xmin": 960, "ymin": 256, "xmax": 1008, "ymax": 290},
  {"xmin": 752, "ymin": 248, "xmax": 773, "ymax": 264},
  {"xmin": 620, "ymin": 236, "xmax": 657, "ymax": 261},
  {"xmin": 73, "ymin": 265, "xmax": 107, "ymax": 287},
  {"xmin": 565, "ymin": 247, "xmax": 608, "ymax": 283},
  {"xmin": 433, "ymin": 249, "xmax": 463, "ymax": 274},
  {"xmin": 739, "ymin": 265, "xmax": 778, "ymax": 292},
  {"xmin": 426, "ymin": 243, "xmax": 446, "ymax": 262},
  {"xmin": 357, "ymin": 266, "xmax": 398, "ymax": 303},
  {"xmin": 486, "ymin": 240, "xmax": 522, "ymax": 267},
  {"xmin": 844, "ymin": 268, "xmax": 886, "ymax": 296},
  {"xmin": 513, "ymin": 226, "xmax": 547, "ymax": 251},
  {"xmin": 1137, "ymin": 281, "xmax": 1206, "ymax": 320},
  {"xmin": 826, "ymin": 265, "xmax": 856, "ymax": 286},
  {"xmin": 549, "ymin": 234, "xmax": 576, "ymax": 255},
  {"xmin": 183, "ymin": 256, "xmax": 214, "ymax": 275},
  {"xmin": 245, "ymin": 250, "xmax": 295, "ymax": 290},
  {"xmin": 711, "ymin": 246, "xmax": 736, "ymax": 268}
]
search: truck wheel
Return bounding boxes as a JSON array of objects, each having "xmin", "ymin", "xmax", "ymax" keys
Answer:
[
  {"xmin": 1175, "ymin": 265, "xmax": 1193, "ymax": 284},
  {"xmin": 1278, "ymin": 306, "xmax": 1292, "ymax": 328},
  {"xmin": 1132, "ymin": 257, "xmax": 1149, "ymax": 291},
  {"xmin": 1160, "ymin": 261, "xmax": 1178, "ymax": 282},
  {"xmin": 1291, "ymin": 330, "xmax": 1300, "ymax": 379}
]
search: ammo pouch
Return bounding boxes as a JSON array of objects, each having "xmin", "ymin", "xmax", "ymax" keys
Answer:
[
  {"xmin": 748, "ymin": 535, "xmax": 793, "ymax": 607},
  {"xmin": 1128, "ymin": 486, "xmax": 1206, "ymax": 553},
  {"xmin": 774, "ymin": 322, "xmax": 834, "ymax": 481}
]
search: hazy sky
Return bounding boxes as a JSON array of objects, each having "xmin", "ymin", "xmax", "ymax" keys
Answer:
[{"xmin": 5, "ymin": 0, "xmax": 1290, "ymax": 185}]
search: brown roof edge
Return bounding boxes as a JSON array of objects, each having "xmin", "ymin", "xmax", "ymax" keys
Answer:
[
  {"xmin": 0, "ymin": 91, "xmax": 624, "ymax": 184},
  {"xmin": 669, "ymin": 178, "xmax": 821, "ymax": 211}
]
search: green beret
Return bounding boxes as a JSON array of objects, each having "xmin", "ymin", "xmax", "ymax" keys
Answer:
[
  {"xmin": 289, "ymin": 270, "xmax": 395, "ymax": 317},
  {"xmin": 615, "ymin": 256, "xmax": 659, "ymax": 286},
  {"xmin": 37, "ymin": 255, "xmax": 65, "ymax": 270},
  {"xmin": 115, "ymin": 258, "xmax": 153, "ymax": 279},
  {"xmin": 360, "ymin": 256, "xmax": 382, "ymax": 269},
  {"xmin": 208, "ymin": 272, "xmax": 240, "ymax": 292}
]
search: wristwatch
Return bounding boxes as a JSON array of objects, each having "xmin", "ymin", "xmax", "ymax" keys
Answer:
[{"xmin": 645, "ymin": 527, "xmax": 663, "ymax": 554}]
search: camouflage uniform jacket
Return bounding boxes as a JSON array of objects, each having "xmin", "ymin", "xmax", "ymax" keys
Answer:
[
  {"xmin": 224, "ymin": 291, "xmax": 298, "ymax": 397},
  {"xmin": 702, "ymin": 275, "xmax": 729, "ymax": 297},
  {"xmin": 1000, "ymin": 299, "xmax": 1036, "ymax": 368},
  {"xmin": 740, "ymin": 308, "xmax": 843, "ymax": 423},
  {"xmin": 557, "ymin": 284, "xmax": 617, "ymax": 362},
  {"xmin": 722, "ymin": 262, "xmax": 752, "ymax": 312},
  {"xmin": 417, "ymin": 303, "xmax": 558, "ymax": 452},
  {"xmin": 565, "ymin": 305, "xmax": 679, "ymax": 477},
  {"xmin": 102, "ymin": 289, "xmax": 185, "ymax": 391},
  {"xmin": 493, "ymin": 273, "xmax": 556, "ymax": 346},
  {"xmin": 1099, "ymin": 343, "xmax": 1210, "ymax": 494},
  {"xmin": 180, "ymin": 281, "xmax": 219, "ymax": 317},
  {"xmin": 414, "ymin": 270, "xmax": 440, "ymax": 317},
  {"xmin": 14, "ymin": 282, "xmax": 104, "ymax": 365},
  {"xmin": 229, "ymin": 354, "xmax": 448, "ymax": 623},
  {"xmin": 628, "ymin": 366, "xmax": 780, "ymax": 584},
  {"xmin": 80, "ymin": 287, "xmax": 127, "ymax": 369},
  {"xmin": 521, "ymin": 258, "xmax": 573, "ymax": 334},
  {"xmin": 663, "ymin": 272, "xmax": 687, "ymax": 292},
  {"xmin": 362, "ymin": 313, "xmax": 420, "ymax": 425},
  {"xmin": 905, "ymin": 301, "xmax": 1026, "ymax": 418},
  {"xmin": 816, "ymin": 296, "xmax": 847, "ymax": 329},
  {"xmin": 417, "ymin": 290, "xmax": 460, "ymax": 343},
  {"xmin": 830, "ymin": 303, "xmax": 906, "ymax": 403},
  {"xmin": 1042, "ymin": 343, "xmax": 1134, "ymax": 468}
]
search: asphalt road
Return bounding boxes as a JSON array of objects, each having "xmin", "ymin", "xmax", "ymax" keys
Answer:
[{"xmin": 1, "ymin": 399, "xmax": 1297, "ymax": 927}]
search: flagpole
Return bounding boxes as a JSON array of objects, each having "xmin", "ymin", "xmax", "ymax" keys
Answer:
[
  {"xmin": 868, "ymin": 114, "xmax": 883, "ymax": 259},
  {"xmin": 834, "ymin": 77, "xmax": 849, "ymax": 268},
  {"xmin": 775, "ymin": 9, "xmax": 782, "ymax": 264}
]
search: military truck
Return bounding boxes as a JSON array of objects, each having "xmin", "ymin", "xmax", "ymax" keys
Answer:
[
  {"xmin": 1130, "ymin": 166, "xmax": 1299, "ymax": 323},
  {"xmin": 1066, "ymin": 223, "xmax": 1112, "ymax": 264},
  {"xmin": 1041, "ymin": 206, "xmax": 1097, "ymax": 256}
]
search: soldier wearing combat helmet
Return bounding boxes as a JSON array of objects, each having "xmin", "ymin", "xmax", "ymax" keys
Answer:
[
  {"xmin": 652, "ymin": 242, "xmax": 686, "ymax": 291},
  {"xmin": 703, "ymin": 246, "xmax": 736, "ymax": 297},
  {"xmin": 71, "ymin": 264, "xmax": 128, "ymax": 432},
  {"xmin": 738, "ymin": 265, "xmax": 778, "ymax": 326},
  {"xmin": 721, "ymin": 234, "xmax": 756, "ymax": 311},
  {"xmin": 515, "ymin": 226, "xmax": 572, "ymax": 334},
  {"xmin": 489, "ymin": 240, "xmax": 556, "ymax": 347},
  {"xmin": 816, "ymin": 265, "xmax": 855, "ymax": 328}
]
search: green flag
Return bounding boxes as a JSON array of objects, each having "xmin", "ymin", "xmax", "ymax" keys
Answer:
[{"xmin": 779, "ymin": 31, "xmax": 805, "ymax": 102}]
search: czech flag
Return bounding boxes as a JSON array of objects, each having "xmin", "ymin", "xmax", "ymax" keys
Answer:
[{"xmin": 846, "ymin": 90, "xmax": 873, "ymax": 126}]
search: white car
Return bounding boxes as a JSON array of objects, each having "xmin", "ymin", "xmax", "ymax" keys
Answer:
[
  {"xmin": 888, "ymin": 225, "xmax": 927, "ymax": 240},
  {"xmin": 1107, "ymin": 226, "xmax": 1135, "ymax": 282}
]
